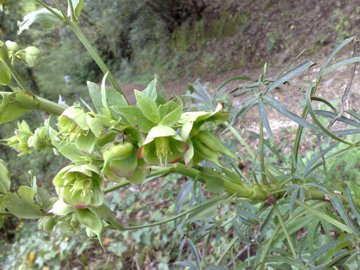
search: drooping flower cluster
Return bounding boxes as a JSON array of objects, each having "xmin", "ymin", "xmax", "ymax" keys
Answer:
[{"xmin": 4, "ymin": 78, "xmax": 235, "ymax": 239}]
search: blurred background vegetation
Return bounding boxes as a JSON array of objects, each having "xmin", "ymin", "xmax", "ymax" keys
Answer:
[{"xmin": 1, "ymin": 0, "xmax": 360, "ymax": 269}]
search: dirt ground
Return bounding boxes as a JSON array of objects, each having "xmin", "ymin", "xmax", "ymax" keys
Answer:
[{"xmin": 120, "ymin": 0, "xmax": 360, "ymax": 130}]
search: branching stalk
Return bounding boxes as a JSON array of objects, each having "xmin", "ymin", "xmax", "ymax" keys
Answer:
[{"xmin": 0, "ymin": 91, "xmax": 67, "ymax": 115}]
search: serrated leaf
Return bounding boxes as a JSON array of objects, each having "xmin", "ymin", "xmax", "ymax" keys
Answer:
[
  {"xmin": 18, "ymin": 8, "xmax": 62, "ymax": 35},
  {"xmin": 135, "ymin": 90, "xmax": 160, "ymax": 123},
  {"xmin": 0, "ymin": 92, "xmax": 36, "ymax": 124},
  {"xmin": 17, "ymin": 186, "xmax": 36, "ymax": 205},
  {"xmin": 87, "ymin": 81, "xmax": 103, "ymax": 113},
  {"xmin": 101, "ymin": 87, "xmax": 127, "ymax": 118},
  {"xmin": 159, "ymin": 98, "xmax": 183, "ymax": 126},
  {"xmin": 143, "ymin": 77, "xmax": 158, "ymax": 101},
  {"xmin": 117, "ymin": 106, "xmax": 155, "ymax": 132},
  {"xmin": 5, "ymin": 187, "xmax": 45, "ymax": 219}
]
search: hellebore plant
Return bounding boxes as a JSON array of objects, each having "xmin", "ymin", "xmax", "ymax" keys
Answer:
[{"xmin": 1, "ymin": 0, "xmax": 360, "ymax": 268}]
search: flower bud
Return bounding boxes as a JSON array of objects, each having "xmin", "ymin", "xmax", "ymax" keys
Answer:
[
  {"xmin": 138, "ymin": 125, "xmax": 188, "ymax": 165},
  {"xmin": 5, "ymin": 40, "xmax": 18, "ymax": 52},
  {"xmin": 24, "ymin": 46, "xmax": 40, "ymax": 67},
  {"xmin": 27, "ymin": 126, "xmax": 50, "ymax": 151},
  {"xmin": 6, "ymin": 121, "xmax": 33, "ymax": 156},
  {"xmin": 102, "ymin": 142, "xmax": 138, "ymax": 180}
]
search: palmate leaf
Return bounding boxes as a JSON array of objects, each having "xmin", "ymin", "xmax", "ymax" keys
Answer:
[
  {"xmin": 231, "ymin": 96, "xmax": 259, "ymax": 124},
  {"xmin": 87, "ymin": 81, "xmax": 103, "ymax": 113},
  {"xmin": 325, "ymin": 56, "xmax": 360, "ymax": 74},
  {"xmin": 186, "ymin": 81, "xmax": 214, "ymax": 110}
]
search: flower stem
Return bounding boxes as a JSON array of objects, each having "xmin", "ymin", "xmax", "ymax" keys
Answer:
[
  {"xmin": 69, "ymin": 22, "xmax": 127, "ymax": 102},
  {"xmin": 0, "ymin": 91, "xmax": 67, "ymax": 115}
]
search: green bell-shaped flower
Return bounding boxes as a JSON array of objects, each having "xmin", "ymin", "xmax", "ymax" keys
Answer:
[
  {"xmin": 5, "ymin": 121, "xmax": 33, "ymax": 156},
  {"xmin": 138, "ymin": 125, "xmax": 188, "ymax": 165},
  {"xmin": 53, "ymin": 164, "xmax": 103, "ymax": 209},
  {"xmin": 102, "ymin": 142, "xmax": 139, "ymax": 181},
  {"xmin": 57, "ymin": 106, "xmax": 89, "ymax": 141}
]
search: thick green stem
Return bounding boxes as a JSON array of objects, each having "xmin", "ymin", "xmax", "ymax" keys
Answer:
[
  {"xmin": 69, "ymin": 22, "xmax": 127, "ymax": 101},
  {"xmin": 104, "ymin": 163, "xmax": 360, "ymax": 209},
  {"xmin": 0, "ymin": 91, "xmax": 67, "ymax": 115},
  {"xmin": 104, "ymin": 180, "xmax": 130, "ymax": 194}
]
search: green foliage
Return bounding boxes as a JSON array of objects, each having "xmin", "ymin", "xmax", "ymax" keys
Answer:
[{"xmin": 1, "ymin": 1, "xmax": 360, "ymax": 269}]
